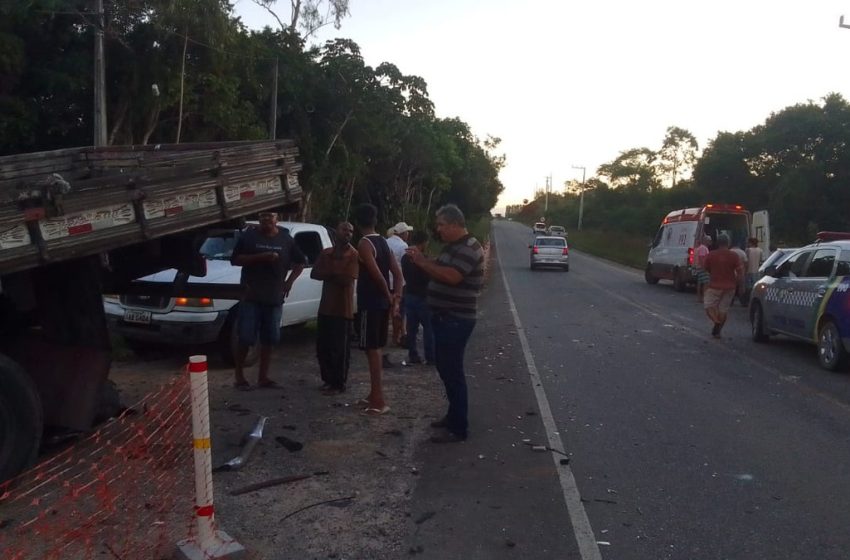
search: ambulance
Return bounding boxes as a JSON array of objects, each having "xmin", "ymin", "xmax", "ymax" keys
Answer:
[{"xmin": 644, "ymin": 204, "xmax": 769, "ymax": 291}]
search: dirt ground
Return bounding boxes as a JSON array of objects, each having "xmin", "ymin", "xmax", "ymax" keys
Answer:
[{"xmin": 110, "ymin": 326, "xmax": 445, "ymax": 560}]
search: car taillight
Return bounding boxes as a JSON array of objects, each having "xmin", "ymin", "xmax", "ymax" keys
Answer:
[
  {"xmin": 174, "ymin": 297, "xmax": 213, "ymax": 307},
  {"xmin": 532, "ymin": 247, "xmax": 539, "ymax": 254},
  {"xmin": 688, "ymin": 247, "xmax": 694, "ymax": 266},
  {"xmin": 562, "ymin": 247, "xmax": 569, "ymax": 255}
]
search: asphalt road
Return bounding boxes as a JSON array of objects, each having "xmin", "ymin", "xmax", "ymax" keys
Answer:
[{"xmin": 410, "ymin": 219, "xmax": 850, "ymax": 560}]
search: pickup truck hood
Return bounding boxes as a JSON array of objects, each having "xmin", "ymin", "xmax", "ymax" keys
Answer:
[{"xmin": 141, "ymin": 260, "xmax": 241, "ymax": 285}]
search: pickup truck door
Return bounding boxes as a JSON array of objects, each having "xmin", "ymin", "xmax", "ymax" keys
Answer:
[{"xmin": 282, "ymin": 229, "xmax": 328, "ymax": 326}]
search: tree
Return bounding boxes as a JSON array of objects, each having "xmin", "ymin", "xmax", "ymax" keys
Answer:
[
  {"xmin": 597, "ymin": 147, "xmax": 660, "ymax": 192},
  {"xmin": 658, "ymin": 126, "xmax": 699, "ymax": 188},
  {"xmin": 253, "ymin": 0, "xmax": 350, "ymax": 38}
]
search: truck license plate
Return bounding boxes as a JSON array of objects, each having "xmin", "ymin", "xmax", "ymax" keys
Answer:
[{"xmin": 124, "ymin": 309, "xmax": 152, "ymax": 325}]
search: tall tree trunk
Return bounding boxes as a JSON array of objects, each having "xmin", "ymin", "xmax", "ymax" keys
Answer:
[
  {"xmin": 141, "ymin": 104, "xmax": 161, "ymax": 145},
  {"xmin": 175, "ymin": 30, "xmax": 188, "ymax": 144},
  {"xmin": 107, "ymin": 99, "xmax": 128, "ymax": 146}
]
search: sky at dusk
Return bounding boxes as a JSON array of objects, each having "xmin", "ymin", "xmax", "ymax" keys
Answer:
[{"xmin": 234, "ymin": 0, "xmax": 850, "ymax": 213}]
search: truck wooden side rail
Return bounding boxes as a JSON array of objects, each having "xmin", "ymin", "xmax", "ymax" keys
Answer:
[{"xmin": 0, "ymin": 140, "xmax": 303, "ymax": 481}]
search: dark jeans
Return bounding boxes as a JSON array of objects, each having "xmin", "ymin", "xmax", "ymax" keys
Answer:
[
  {"xmin": 404, "ymin": 295, "xmax": 434, "ymax": 362},
  {"xmin": 432, "ymin": 312, "xmax": 476, "ymax": 437},
  {"xmin": 316, "ymin": 314, "xmax": 351, "ymax": 390}
]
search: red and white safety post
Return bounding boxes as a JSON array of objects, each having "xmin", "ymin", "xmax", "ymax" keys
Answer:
[{"xmin": 175, "ymin": 355, "xmax": 245, "ymax": 560}]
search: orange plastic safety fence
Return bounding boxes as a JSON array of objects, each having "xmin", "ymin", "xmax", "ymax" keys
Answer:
[{"xmin": 0, "ymin": 371, "xmax": 197, "ymax": 560}]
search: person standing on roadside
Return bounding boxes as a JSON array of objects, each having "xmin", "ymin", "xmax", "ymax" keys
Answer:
[
  {"xmin": 401, "ymin": 230, "xmax": 434, "ymax": 366},
  {"xmin": 386, "ymin": 222, "xmax": 412, "ymax": 349},
  {"xmin": 406, "ymin": 204, "xmax": 484, "ymax": 443},
  {"xmin": 231, "ymin": 211, "xmax": 306, "ymax": 389},
  {"xmin": 703, "ymin": 233, "xmax": 743, "ymax": 338},
  {"xmin": 730, "ymin": 243, "xmax": 748, "ymax": 306},
  {"xmin": 355, "ymin": 204, "xmax": 402, "ymax": 415},
  {"xmin": 311, "ymin": 221, "xmax": 359, "ymax": 395},
  {"xmin": 694, "ymin": 235, "xmax": 711, "ymax": 303},
  {"xmin": 745, "ymin": 237, "xmax": 764, "ymax": 300}
]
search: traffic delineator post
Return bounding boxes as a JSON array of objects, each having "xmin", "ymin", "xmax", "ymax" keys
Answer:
[{"xmin": 175, "ymin": 355, "xmax": 245, "ymax": 560}]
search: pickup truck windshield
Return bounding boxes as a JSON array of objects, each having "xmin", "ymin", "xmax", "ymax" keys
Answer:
[{"xmin": 200, "ymin": 235, "xmax": 238, "ymax": 260}]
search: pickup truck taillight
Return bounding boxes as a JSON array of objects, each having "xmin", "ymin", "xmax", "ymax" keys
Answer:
[
  {"xmin": 174, "ymin": 297, "xmax": 213, "ymax": 307},
  {"xmin": 562, "ymin": 247, "xmax": 569, "ymax": 255},
  {"xmin": 532, "ymin": 246, "xmax": 539, "ymax": 254},
  {"xmin": 688, "ymin": 247, "xmax": 694, "ymax": 266}
]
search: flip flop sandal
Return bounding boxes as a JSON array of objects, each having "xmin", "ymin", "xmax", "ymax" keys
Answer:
[{"xmin": 362, "ymin": 405, "xmax": 391, "ymax": 416}]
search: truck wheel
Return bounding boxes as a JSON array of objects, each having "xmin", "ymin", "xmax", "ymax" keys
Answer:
[
  {"xmin": 219, "ymin": 308, "xmax": 258, "ymax": 367},
  {"xmin": 0, "ymin": 354, "xmax": 43, "ymax": 482},
  {"xmin": 672, "ymin": 267, "xmax": 686, "ymax": 292},
  {"xmin": 644, "ymin": 264, "xmax": 659, "ymax": 285}
]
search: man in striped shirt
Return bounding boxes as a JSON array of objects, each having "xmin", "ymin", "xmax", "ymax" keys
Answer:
[{"xmin": 406, "ymin": 204, "xmax": 484, "ymax": 443}]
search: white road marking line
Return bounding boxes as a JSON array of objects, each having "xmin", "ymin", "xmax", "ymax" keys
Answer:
[{"xmin": 494, "ymin": 229, "xmax": 603, "ymax": 560}]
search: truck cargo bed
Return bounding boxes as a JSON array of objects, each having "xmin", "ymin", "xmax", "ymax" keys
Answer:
[{"xmin": 0, "ymin": 140, "xmax": 302, "ymax": 275}]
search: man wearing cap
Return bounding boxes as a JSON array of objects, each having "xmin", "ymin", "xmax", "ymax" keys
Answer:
[{"xmin": 386, "ymin": 222, "xmax": 412, "ymax": 348}]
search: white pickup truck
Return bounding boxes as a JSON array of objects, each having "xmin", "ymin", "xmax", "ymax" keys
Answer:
[{"xmin": 104, "ymin": 221, "xmax": 333, "ymax": 365}]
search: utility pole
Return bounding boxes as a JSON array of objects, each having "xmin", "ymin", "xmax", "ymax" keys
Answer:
[
  {"xmin": 571, "ymin": 165, "xmax": 586, "ymax": 231},
  {"xmin": 93, "ymin": 0, "xmax": 107, "ymax": 146},
  {"xmin": 544, "ymin": 175, "xmax": 550, "ymax": 214},
  {"xmin": 269, "ymin": 57, "xmax": 279, "ymax": 140}
]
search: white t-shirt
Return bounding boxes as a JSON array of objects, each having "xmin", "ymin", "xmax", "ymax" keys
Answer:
[
  {"xmin": 385, "ymin": 235, "xmax": 408, "ymax": 289},
  {"xmin": 746, "ymin": 246, "xmax": 764, "ymax": 274}
]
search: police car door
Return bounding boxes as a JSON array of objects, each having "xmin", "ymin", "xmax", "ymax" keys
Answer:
[
  {"xmin": 794, "ymin": 247, "xmax": 838, "ymax": 341},
  {"xmin": 766, "ymin": 249, "xmax": 813, "ymax": 337}
]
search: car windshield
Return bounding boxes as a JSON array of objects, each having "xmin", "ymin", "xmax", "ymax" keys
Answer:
[
  {"xmin": 537, "ymin": 238, "xmax": 566, "ymax": 247},
  {"xmin": 200, "ymin": 234, "xmax": 238, "ymax": 260},
  {"xmin": 759, "ymin": 248, "xmax": 797, "ymax": 273}
]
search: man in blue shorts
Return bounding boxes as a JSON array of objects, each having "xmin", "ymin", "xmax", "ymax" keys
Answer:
[{"xmin": 231, "ymin": 211, "xmax": 305, "ymax": 389}]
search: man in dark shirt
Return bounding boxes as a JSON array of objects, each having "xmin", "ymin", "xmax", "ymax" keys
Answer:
[
  {"xmin": 401, "ymin": 230, "xmax": 434, "ymax": 365},
  {"xmin": 230, "ymin": 211, "xmax": 306, "ymax": 389},
  {"xmin": 311, "ymin": 221, "xmax": 359, "ymax": 394},
  {"xmin": 354, "ymin": 203, "xmax": 402, "ymax": 415},
  {"xmin": 406, "ymin": 204, "xmax": 484, "ymax": 443}
]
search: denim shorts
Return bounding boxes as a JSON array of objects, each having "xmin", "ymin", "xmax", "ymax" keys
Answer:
[{"xmin": 237, "ymin": 301, "xmax": 282, "ymax": 346}]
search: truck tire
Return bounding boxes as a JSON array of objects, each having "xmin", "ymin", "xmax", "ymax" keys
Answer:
[
  {"xmin": 219, "ymin": 307, "xmax": 259, "ymax": 368},
  {"xmin": 644, "ymin": 264, "xmax": 659, "ymax": 285},
  {"xmin": 672, "ymin": 267, "xmax": 687, "ymax": 292},
  {"xmin": 0, "ymin": 354, "xmax": 43, "ymax": 482}
]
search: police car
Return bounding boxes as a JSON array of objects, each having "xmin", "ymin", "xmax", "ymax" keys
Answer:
[{"xmin": 749, "ymin": 232, "xmax": 850, "ymax": 370}]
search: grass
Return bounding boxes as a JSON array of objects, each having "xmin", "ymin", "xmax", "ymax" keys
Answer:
[{"xmin": 567, "ymin": 229, "xmax": 650, "ymax": 270}]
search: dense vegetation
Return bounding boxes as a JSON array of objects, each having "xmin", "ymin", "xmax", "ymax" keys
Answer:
[
  {"xmin": 0, "ymin": 1, "xmax": 504, "ymax": 229},
  {"xmin": 517, "ymin": 94, "xmax": 850, "ymax": 247}
]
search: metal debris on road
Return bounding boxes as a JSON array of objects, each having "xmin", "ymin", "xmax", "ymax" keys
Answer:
[
  {"xmin": 230, "ymin": 474, "xmax": 313, "ymax": 496},
  {"xmin": 213, "ymin": 416, "xmax": 268, "ymax": 472}
]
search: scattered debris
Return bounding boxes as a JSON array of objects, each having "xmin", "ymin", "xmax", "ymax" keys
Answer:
[
  {"xmin": 596, "ymin": 541, "xmax": 611, "ymax": 546},
  {"xmin": 275, "ymin": 435, "xmax": 304, "ymax": 452},
  {"xmin": 280, "ymin": 496, "xmax": 357, "ymax": 522},
  {"xmin": 559, "ymin": 458, "xmax": 570, "ymax": 465},
  {"xmin": 594, "ymin": 498, "xmax": 618, "ymax": 505},
  {"xmin": 213, "ymin": 416, "xmax": 268, "ymax": 472},
  {"xmin": 230, "ymin": 474, "xmax": 313, "ymax": 496},
  {"xmin": 414, "ymin": 511, "xmax": 436, "ymax": 525}
]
